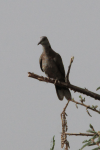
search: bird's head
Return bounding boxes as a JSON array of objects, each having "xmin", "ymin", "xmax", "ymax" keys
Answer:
[{"xmin": 37, "ymin": 36, "xmax": 51, "ymax": 48}]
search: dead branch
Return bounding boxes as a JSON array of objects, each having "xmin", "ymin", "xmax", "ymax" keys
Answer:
[
  {"xmin": 61, "ymin": 101, "xmax": 70, "ymax": 150},
  {"xmin": 28, "ymin": 72, "xmax": 100, "ymax": 101},
  {"xmin": 64, "ymin": 133, "xmax": 94, "ymax": 136},
  {"xmin": 66, "ymin": 56, "xmax": 74, "ymax": 83}
]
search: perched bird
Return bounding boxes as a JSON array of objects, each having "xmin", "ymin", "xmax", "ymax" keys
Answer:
[{"xmin": 38, "ymin": 36, "xmax": 71, "ymax": 100}]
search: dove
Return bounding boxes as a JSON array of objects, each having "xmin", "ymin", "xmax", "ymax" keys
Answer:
[{"xmin": 38, "ymin": 36, "xmax": 71, "ymax": 100}]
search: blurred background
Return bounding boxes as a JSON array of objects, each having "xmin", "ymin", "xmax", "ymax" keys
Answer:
[{"xmin": 0, "ymin": 1, "xmax": 100, "ymax": 150}]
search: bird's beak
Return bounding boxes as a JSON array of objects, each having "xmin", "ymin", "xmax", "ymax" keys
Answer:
[
  {"xmin": 37, "ymin": 39, "xmax": 42, "ymax": 45},
  {"xmin": 37, "ymin": 41, "xmax": 40, "ymax": 45}
]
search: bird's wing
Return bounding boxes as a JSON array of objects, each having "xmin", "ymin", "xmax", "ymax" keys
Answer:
[
  {"xmin": 39, "ymin": 54, "xmax": 44, "ymax": 72},
  {"xmin": 54, "ymin": 53, "xmax": 65, "ymax": 78}
]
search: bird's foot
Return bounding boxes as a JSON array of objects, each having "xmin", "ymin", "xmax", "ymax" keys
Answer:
[{"xmin": 54, "ymin": 79, "xmax": 58, "ymax": 85}]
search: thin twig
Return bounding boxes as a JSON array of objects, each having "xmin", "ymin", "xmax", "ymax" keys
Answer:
[
  {"xmin": 64, "ymin": 133, "xmax": 94, "ymax": 136},
  {"xmin": 61, "ymin": 101, "xmax": 70, "ymax": 116},
  {"xmin": 70, "ymin": 99, "xmax": 100, "ymax": 114},
  {"xmin": 66, "ymin": 56, "xmax": 74, "ymax": 83}
]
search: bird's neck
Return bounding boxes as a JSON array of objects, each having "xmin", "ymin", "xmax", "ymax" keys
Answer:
[{"xmin": 42, "ymin": 45, "xmax": 52, "ymax": 54}]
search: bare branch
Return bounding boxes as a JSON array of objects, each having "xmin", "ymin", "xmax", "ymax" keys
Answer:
[
  {"xmin": 69, "ymin": 84, "xmax": 100, "ymax": 101},
  {"xmin": 66, "ymin": 56, "xmax": 74, "ymax": 83},
  {"xmin": 70, "ymin": 98, "xmax": 100, "ymax": 114},
  {"xmin": 28, "ymin": 72, "xmax": 100, "ymax": 101},
  {"xmin": 61, "ymin": 101, "xmax": 70, "ymax": 149},
  {"xmin": 64, "ymin": 133, "xmax": 94, "ymax": 136}
]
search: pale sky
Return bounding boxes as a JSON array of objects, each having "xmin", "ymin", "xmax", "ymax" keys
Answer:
[{"xmin": 0, "ymin": 1, "xmax": 100, "ymax": 150}]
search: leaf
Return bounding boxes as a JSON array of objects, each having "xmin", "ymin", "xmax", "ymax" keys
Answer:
[
  {"xmin": 91, "ymin": 105, "xmax": 98, "ymax": 109},
  {"xmin": 80, "ymin": 141, "xmax": 92, "ymax": 150},
  {"xmin": 86, "ymin": 109, "xmax": 92, "ymax": 117},
  {"xmin": 86, "ymin": 130, "xmax": 96, "ymax": 133},
  {"xmin": 79, "ymin": 95, "xmax": 82, "ymax": 99},
  {"xmin": 82, "ymin": 140, "xmax": 89, "ymax": 143},
  {"xmin": 96, "ymin": 87, "xmax": 100, "ymax": 91},
  {"xmin": 90, "ymin": 124, "xmax": 94, "ymax": 130},
  {"xmin": 50, "ymin": 136, "xmax": 55, "ymax": 150}
]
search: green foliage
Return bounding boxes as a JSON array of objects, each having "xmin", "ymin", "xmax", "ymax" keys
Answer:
[
  {"xmin": 79, "ymin": 95, "xmax": 85, "ymax": 103},
  {"xmin": 82, "ymin": 140, "xmax": 89, "ymax": 143},
  {"xmin": 50, "ymin": 136, "xmax": 55, "ymax": 150},
  {"xmin": 79, "ymin": 141, "xmax": 93, "ymax": 150},
  {"xmin": 86, "ymin": 130, "xmax": 96, "ymax": 134},
  {"xmin": 91, "ymin": 105, "xmax": 98, "ymax": 109},
  {"xmin": 80, "ymin": 124, "xmax": 100, "ymax": 150}
]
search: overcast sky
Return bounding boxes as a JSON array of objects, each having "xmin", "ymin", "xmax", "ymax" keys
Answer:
[{"xmin": 0, "ymin": 1, "xmax": 100, "ymax": 150}]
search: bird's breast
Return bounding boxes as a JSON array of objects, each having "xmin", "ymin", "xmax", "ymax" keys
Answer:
[{"xmin": 42, "ymin": 56, "xmax": 63, "ymax": 79}]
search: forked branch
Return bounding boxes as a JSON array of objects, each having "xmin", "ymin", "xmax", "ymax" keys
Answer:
[{"xmin": 28, "ymin": 57, "xmax": 100, "ymax": 114}]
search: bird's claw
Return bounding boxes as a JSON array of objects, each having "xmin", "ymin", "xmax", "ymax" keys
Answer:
[{"xmin": 54, "ymin": 79, "xmax": 58, "ymax": 85}]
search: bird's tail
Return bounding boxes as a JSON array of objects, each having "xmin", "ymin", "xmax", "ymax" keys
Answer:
[
  {"xmin": 55, "ymin": 85, "xmax": 71, "ymax": 100},
  {"xmin": 63, "ymin": 87, "xmax": 71, "ymax": 100},
  {"xmin": 55, "ymin": 85, "xmax": 64, "ymax": 100}
]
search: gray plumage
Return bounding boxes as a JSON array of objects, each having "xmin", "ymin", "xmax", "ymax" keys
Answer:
[{"xmin": 38, "ymin": 36, "xmax": 71, "ymax": 100}]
